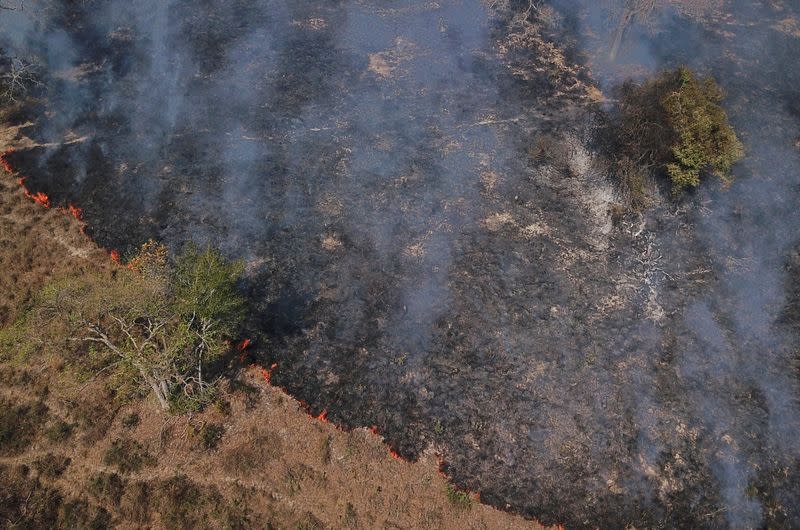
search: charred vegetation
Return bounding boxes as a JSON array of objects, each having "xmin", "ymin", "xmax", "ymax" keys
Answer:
[{"xmin": 1, "ymin": 0, "xmax": 800, "ymax": 528}]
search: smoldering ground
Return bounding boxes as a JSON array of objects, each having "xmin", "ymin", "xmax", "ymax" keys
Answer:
[{"xmin": 2, "ymin": 0, "xmax": 800, "ymax": 528}]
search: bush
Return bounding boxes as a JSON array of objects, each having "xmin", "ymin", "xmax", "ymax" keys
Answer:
[
  {"xmin": 120, "ymin": 480, "xmax": 151, "ymax": 524},
  {"xmin": 88, "ymin": 472, "xmax": 126, "ymax": 506},
  {"xmin": 445, "ymin": 484, "xmax": 472, "ymax": 510},
  {"xmin": 121, "ymin": 412, "xmax": 140, "ymax": 430},
  {"xmin": 196, "ymin": 422, "xmax": 225, "ymax": 450},
  {"xmin": 155, "ymin": 475, "xmax": 221, "ymax": 529},
  {"xmin": 56, "ymin": 498, "xmax": 111, "ymax": 530},
  {"xmin": 103, "ymin": 438, "xmax": 155, "ymax": 474},
  {"xmin": 616, "ymin": 67, "xmax": 743, "ymax": 193},
  {"xmin": 0, "ymin": 464, "xmax": 63, "ymax": 528},
  {"xmin": 222, "ymin": 427, "xmax": 283, "ymax": 476},
  {"xmin": 33, "ymin": 453, "xmax": 71, "ymax": 478},
  {"xmin": 0, "ymin": 398, "xmax": 48, "ymax": 456},
  {"xmin": 45, "ymin": 419, "xmax": 74, "ymax": 443}
]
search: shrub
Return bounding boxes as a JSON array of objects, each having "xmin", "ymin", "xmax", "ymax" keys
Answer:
[
  {"xmin": 445, "ymin": 484, "xmax": 472, "ymax": 510},
  {"xmin": 44, "ymin": 419, "xmax": 74, "ymax": 443},
  {"xmin": 56, "ymin": 498, "xmax": 111, "ymax": 530},
  {"xmin": 33, "ymin": 453, "xmax": 71, "ymax": 478},
  {"xmin": 155, "ymin": 475, "xmax": 220, "ymax": 529},
  {"xmin": 0, "ymin": 398, "xmax": 48, "ymax": 456},
  {"xmin": 120, "ymin": 480, "xmax": 151, "ymax": 524},
  {"xmin": 103, "ymin": 438, "xmax": 155, "ymax": 474},
  {"xmin": 197, "ymin": 422, "xmax": 225, "ymax": 450},
  {"xmin": 222, "ymin": 427, "xmax": 283, "ymax": 476},
  {"xmin": 616, "ymin": 66, "xmax": 743, "ymax": 194},
  {"xmin": 121, "ymin": 412, "xmax": 140, "ymax": 430},
  {"xmin": 0, "ymin": 464, "xmax": 63, "ymax": 528},
  {"xmin": 88, "ymin": 472, "xmax": 126, "ymax": 506}
]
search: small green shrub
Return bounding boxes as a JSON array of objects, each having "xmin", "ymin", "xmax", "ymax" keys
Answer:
[
  {"xmin": 198, "ymin": 423, "xmax": 225, "ymax": 450},
  {"xmin": 445, "ymin": 484, "xmax": 472, "ymax": 510},
  {"xmin": 213, "ymin": 398, "xmax": 232, "ymax": 416},
  {"xmin": 169, "ymin": 384, "xmax": 219, "ymax": 414}
]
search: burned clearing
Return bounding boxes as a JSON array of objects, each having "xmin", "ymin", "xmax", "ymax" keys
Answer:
[{"xmin": 2, "ymin": 0, "xmax": 800, "ymax": 528}]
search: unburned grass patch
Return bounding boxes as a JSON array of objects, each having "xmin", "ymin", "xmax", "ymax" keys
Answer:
[{"xmin": 222, "ymin": 426, "xmax": 284, "ymax": 476}]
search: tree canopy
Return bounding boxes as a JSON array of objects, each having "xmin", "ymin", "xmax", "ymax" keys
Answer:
[
  {"xmin": 617, "ymin": 66, "xmax": 744, "ymax": 193},
  {"xmin": 3, "ymin": 241, "xmax": 246, "ymax": 411}
]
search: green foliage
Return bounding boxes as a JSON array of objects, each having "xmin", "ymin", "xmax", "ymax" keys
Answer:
[
  {"xmin": 0, "ymin": 315, "xmax": 40, "ymax": 363},
  {"xmin": 445, "ymin": 484, "xmax": 472, "ymax": 510},
  {"xmin": 662, "ymin": 67, "xmax": 744, "ymax": 190},
  {"xmin": 103, "ymin": 438, "xmax": 155, "ymax": 474},
  {"xmin": 174, "ymin": 243, "xmax": 246, "ymax": 331},
  {"xmin": 617, "ymin": 66, "xmax": 744, "ymax": 194},
  {"xmin": 9, "ymin": 240, "xmax": 246, "ymax": 413}
]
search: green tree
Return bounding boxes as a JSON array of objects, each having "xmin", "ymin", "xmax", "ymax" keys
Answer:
[
  {"xmin": 661, "ymin": 67, "xmax": 744, "ymax": 190},
  {"xmin": 617, "ymin": 66, "xmax": 744, "ymax": 194},
  {"xmin": 8, "ymin": 241, "xmax": 245, "ymax": 411}
]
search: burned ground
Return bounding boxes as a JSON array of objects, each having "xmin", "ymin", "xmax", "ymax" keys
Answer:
[{"xmin": 2, "ymin": 0, "xmax": 800, "ymax": 528}]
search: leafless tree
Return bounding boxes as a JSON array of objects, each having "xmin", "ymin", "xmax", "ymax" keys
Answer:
[
  {"xmin": 606, "ymin": 0, "xmax": 657, "ymax": 61},
  {"xmin": 1, "ymin": 56, "xmax": 41, "ymax": 102}
]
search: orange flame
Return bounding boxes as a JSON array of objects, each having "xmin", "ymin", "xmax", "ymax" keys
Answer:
[
  {"xmin": 257, "ymin": 362, "xmax": 278, "ymax": 384},
  {"xmin": 0, "ymin": 150, "xmax": 15, "ymax": 173},
  {"xmin": 24, "ymin": 189, "xmax": 51, "ymax": 208},
  {"xmin": 316, "ymin": 409, "xmax": 328, "ymax": 421},
  {"xmin": 236, "ymin": 339, "xmax": 252, "ymax": 362},
  {"xmin": 3, "ymin": 154, "xmax": 51, "ymax": 209},
  {"xmin": 110, "ymin": 249, "xmax": 121, "ymax": 264},
  {"xmin": 67, "ymin": 203, "xmax": 82, "ymax": 221}
]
